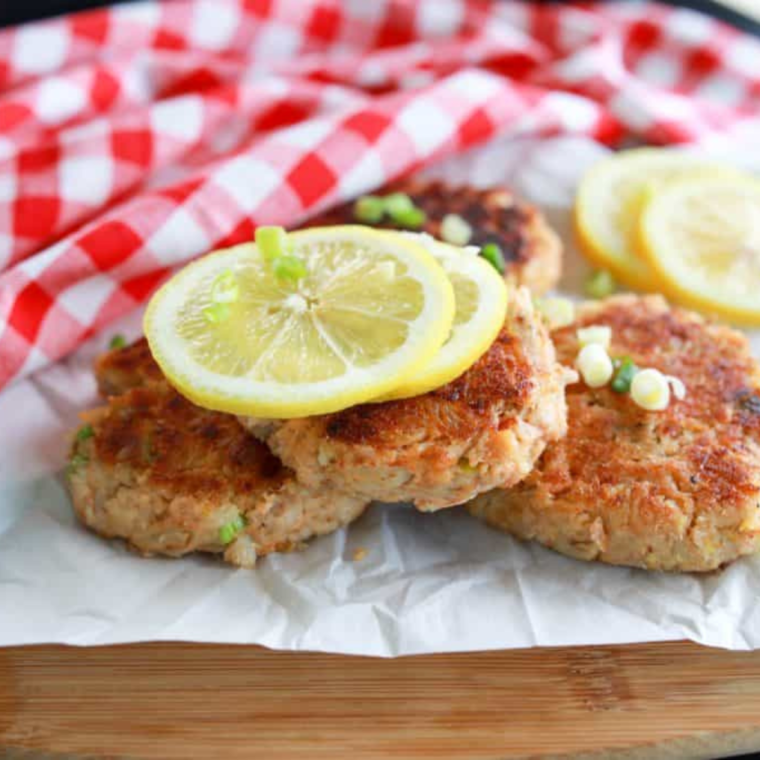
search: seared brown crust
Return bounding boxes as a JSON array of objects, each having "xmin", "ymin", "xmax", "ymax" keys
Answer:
[
  {"xmin": 468, "ymin": 295, "xmax": 760, "ymax": 572},
  {"xmin": 87, "ymin": 386, "xmax": 286, "ymax": 494},
  {"xmin": 323, "ymin": 314, "xmax": 534, "ymax": 448},
  {"xmin": 303, "ymin": 179, "xmax": 562, "ymax": 294},
  {"xmin": 69, "ymin": 350, "xmax": 368, "ymax": 567},
  {"xmin": 95, "ymin": 338, "xmax": 162, "ymax": 396},
  {"xmin": 242, "ymin": 288, "xmax": 574, "ymax": 511}
]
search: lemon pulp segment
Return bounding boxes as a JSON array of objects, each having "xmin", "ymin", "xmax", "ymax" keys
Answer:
[{"xmin": 639, "ymin": 176, "xmax": 760, "ymax": 326}]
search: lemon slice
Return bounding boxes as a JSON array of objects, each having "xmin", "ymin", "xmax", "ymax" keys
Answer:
[
  {"xmin": 639, "ymin": 175, "xmax": 760, "ymax": 326},
  {"xmin": 144, "ymin": 226, "xmax": 455, "ymax": 417},
  {"xmin": 575, "ymin": 148, "xmax": 739, "ymax": 289},
  {"xmin": 379, "ymin": 235, "xmax": 508, "ymax": 400}
]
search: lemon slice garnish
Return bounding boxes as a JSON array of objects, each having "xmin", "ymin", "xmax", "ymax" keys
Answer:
[
  {"xmin": 144, "ymin": 226, "xmax": 455, "ymax": 417},
  {"xmin": 380, "ymin": 235, "xmax": 508, "ymax": 400},
  {"xmin": 575, "ymin": 148, "xmax": 739, "ymax": 289},
  {"xmin": 639, "ymin": 175, "xmax": 760, "ymax": 326}
]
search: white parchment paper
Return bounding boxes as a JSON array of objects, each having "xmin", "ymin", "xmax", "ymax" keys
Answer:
[{"xmin": 2, "ymin": 134, "xmax": 759, "ymax": 654}]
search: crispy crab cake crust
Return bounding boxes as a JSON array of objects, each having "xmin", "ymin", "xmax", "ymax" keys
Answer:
[
  {"xmin": 68, "ymin": 355, "xmax": 368, "ymax": 567},
  {"xmin": 242, "ymin": 288, "xmax": 574, "ymax": 511},
  {"xmin": 95, "ymin": 337, "xmax": 163, "ymax": 396},
  {"xmin": 304, "ymin": 178, "xmax": 562, "ymax": 294},
  {"xmin": 468, "ymin": 295, "xmax": 760, "ymax": 572}
]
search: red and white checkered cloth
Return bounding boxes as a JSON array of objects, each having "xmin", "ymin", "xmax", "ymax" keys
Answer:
[{"xmin": 0, "ymin": 0, "xmax": 758, "ymax": 390}]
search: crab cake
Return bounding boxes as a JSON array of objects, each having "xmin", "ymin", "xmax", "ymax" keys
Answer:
[
  {"xmin": 95, "ymin": 337, "xmax": 163, "ymax": 396},
  {"xmin": 242, "ymin": 288, "xmax": 574, "ymax": 512},
  {"xmin": 68, "ymin": 355, "xmax": 368, "ymax": 568},
  {"xmin": 469, "ymin": 295, "xmax": 760, "ymax": 573},
  {"xmin": 304, "ymin": 179, "xmax": 562, "ymax": 294}
]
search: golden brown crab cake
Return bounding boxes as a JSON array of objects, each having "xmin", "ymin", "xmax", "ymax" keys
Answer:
[
  {"xmin": 469, "ymin": 295, "xmax": 760, "ymax": 573},
  {"xmin": 242, "ymin": 288, "xmax": 574, "ymax": 512},
  {"xmin": 69, "ymin": 356, "xmax": 368, "ymax": 568},
  {"xmin": 303, "ymin": 179, "xmax": 562, "ymax": 294},
  {"xmin": 95, "ymin": 337, "xmax": 163, "ymax": 396}
]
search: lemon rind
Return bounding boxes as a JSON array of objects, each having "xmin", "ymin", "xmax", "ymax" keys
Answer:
[{"xmin": 380, "ymin": 241, "xmax": 508, "ymax": 400}]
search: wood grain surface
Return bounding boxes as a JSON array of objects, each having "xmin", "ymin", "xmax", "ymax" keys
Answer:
[{"xmin": 2, "ymin": 640, "xmax": 760, "ymax": 760}]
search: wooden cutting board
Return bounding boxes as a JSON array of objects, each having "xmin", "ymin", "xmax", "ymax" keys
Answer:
[{"xmin": 2, "ymin": 640, "xmax": 760, "ymax": 759}]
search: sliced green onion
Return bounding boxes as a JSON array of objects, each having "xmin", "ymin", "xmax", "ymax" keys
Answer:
[
  {"xmin": 536, "ymin": 297, "xmax": 575, "ymax": 329},
  {"xmin": 391, "ymin": 207, "xmax": 426, "ymax": 229},
  {"xmin": 480, "ymin": 243, "xmax": 506, "ymax": 274},
  {"xmin": 66, "ymin": 452, "xmax": 89, "ymax": 477},
  {"xmin": 255, "ymin": 225, "xmax": 288, "ymax": 262},
  {"xmin": 383, "ymin": 192, "xmax": 414, "ymax": 218},
  {"xmin": 585, "ymin": 270, "xmax": 616, "ymax": 299},
  {"xmin": 611, "ymin": 357, "xmax": 638, "ymax": 394},
  {"xmin": 76, "ymin": 425, "xmax": 94, "ymax": 442},
  {"xmin": 219, "ymin": 514, "xmax": 246, "ymax": 545},
  {"xmin": 211, "ymin": 269, "xmax": 239, "ymax": 304},
  {"xmin": 202, "ymin": 302, "xmax": 231, "ymax": 324},
  {"xmin": 576, "ymin": 344, "xmax": 614, "ymax": 388},
  {"xmin": 440, "ymin": 213, "xmax": 472, "ymax": 246},
  {"xmin": 665, "ymin": 374, "xmax": 686, "ymax": 401},
  {"xmin": 577, "ymin": 325, "xmax": 612, "ymax": 350},
  {"xmin": 353, "ymin": 195, "xmax": 385, "ymax": 224},
  {"xmin": 109, "ymin": 334, "xmax": 126, "ymax": 350},
  {"xmin": 630, "ymin": 368, "xmax": 669, "ymax": 411},
  {"xmin": 273, "ymin": 254, "xmax": 308, "ymax": 282}
]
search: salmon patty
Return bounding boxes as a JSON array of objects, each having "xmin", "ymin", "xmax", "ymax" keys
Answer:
[
  {"xmin": 67, "ymin": 351, "xmax": 368, "ymax": 567},
  {"xmin": 469, "ymin": 295, "xmax": 760, "ymax": 572},
  {"xmin": 241, "ymin": 288, "xmax": 574, "ymax": 511},
  {"xmin": 304, "ymin": 179, "xmax": 562, "ymax": 294}
]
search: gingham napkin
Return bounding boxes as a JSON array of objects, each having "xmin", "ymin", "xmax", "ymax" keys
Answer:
[{"xmin": 0, "ymin": 0, "xmax": 758, "ymax": 390}]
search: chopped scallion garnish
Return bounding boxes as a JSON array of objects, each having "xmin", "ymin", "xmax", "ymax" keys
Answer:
[
  {"xmin": 76, "ymin": 425, "xmax": 94, "ymax": 442},
  {"xmin": 255, "ymin": 225, "xmax": 288, "ymax": 262},
  {"xmin": 273, "ymin": 255, "xmax": 307, "ymax": 282},
  {"xmin": 219, "ymin": 514, "xmax": 246, "ymax": 545},
  {"xmin": 611, "ymin": 357, "xmax": 638, "ymax": 394},
  {"xmin": 585, "ymin": 270, "xmax": 616, "ymax": 299},
  {"xmin": 383, "ymin": 192, "xmax": 414, "ymax": 219},
  {"xmin": 576, "ymin": 344, "xmax": 614, "ymax": 388},
  {"xmin": 109, "ymin": 334, "xmax": 126, "ymax": 350},
  {"xmin": 66, "ymin": 452, "xmax": 89, "ymax": 477},
  {"xmin": 630, "ymin": 368, "xmax": 670, "ymax": 411},
  {"xmin": 440, "ymin": 213, "xmax": 472, "ymax": 246},
  {"xmin": 480, "ymin": 243, "xmax": 506, "ymax": 274},
  {"xmin": 211, "ymin": 269, "xmax": 239, "ymax": 304},
  {"xmin": 666, "ymin": 375, "xmax": 686, "ymax": 401},
  {"xmin": 353, "ymin": 195, "xmax": 385, "ymax": 224},
  {"xmin": 577, "ymin": 325, "xmax": 612, "ymax": 350},
  {"xmin": 202, "ymin": 302, "xmax": 231, "ymax": 324},
  {"xmin": 392, "ymin": 207, "xmax": 426, "ymax": 229},
  {"xmin": 536, "ymin": 297, "xmax": 575, "ymax": 329}
]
